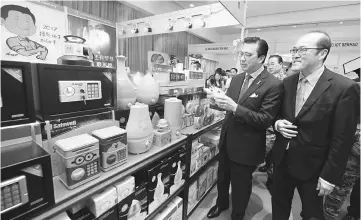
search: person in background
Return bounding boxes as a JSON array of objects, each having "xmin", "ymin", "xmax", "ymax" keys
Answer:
[
  {"xmin": 271, "ymin": 31, "xmax": 360, "ymax": 220},
  {"xmin": 206, "ymin": 36, "xmax": 282, "ymax": 220},
  {"xmin": 268, "ymin": 55, "xmax": 287, "ymax": 80},
  {"xmin": 225, "ymin": 68, "xmax": 238, "ymax": 91},
  {"xmin": 214, "ymin": 71, "xmax": 225, "ymax": 90},
  {"xmin": 285, "ymin": 62, "xmax": 298, "ymax": 76}
]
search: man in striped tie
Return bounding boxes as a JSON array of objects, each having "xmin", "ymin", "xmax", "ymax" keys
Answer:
[
  {"xmin": 206, "ymin": 37, "xmax": 283, "ymax": 220},
  {"xmin": 271, "ymin": 31, "xmax": 360, "ymax": 220}
]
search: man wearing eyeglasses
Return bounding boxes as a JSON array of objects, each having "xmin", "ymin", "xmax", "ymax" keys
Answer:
[
  {"xmin": 206, "ymin": 37, "xmax": 283, "ymax": 220},
  {"xmin": 271, "ymin": 31, "xmax": 360, "ymax": 220}
]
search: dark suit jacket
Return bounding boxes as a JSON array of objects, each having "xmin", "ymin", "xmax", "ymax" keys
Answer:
[
  {"xmin": 218, "ymin": 69, "xmax": 283, "ymax": 166},
  {"xmin": 272, "ymin": 68, "xmax": 360, "ymax": 185}
]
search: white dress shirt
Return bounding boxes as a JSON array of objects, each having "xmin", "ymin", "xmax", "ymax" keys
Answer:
[{"xmin": 275, "ymin": 65, "xmax": 335, "ymax": 187}]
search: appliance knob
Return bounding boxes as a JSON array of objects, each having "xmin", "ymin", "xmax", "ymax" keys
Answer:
[
  {"xmin": 71, "ymin": 168, "xmax": 85, "ymax": 181},
  {"xmin": 175, "ymin": 130, "xmax": 181, "ymax": 137}
]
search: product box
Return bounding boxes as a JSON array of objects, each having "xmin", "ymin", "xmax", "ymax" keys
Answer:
[
  {"xmin": 87, "ymin": 186, "xmax": 117, "ymax": 218},
  {"xmin": 200, "ymin": 130, "xmax": 220, "ymax": 147},
  {"xmin": 113, "ymin": 176, "xmax": 135, "ymax": 204},
  {"xmin": 131, "ymin": 183, "xmax": 148, "ymax": 220},
  {"xmin": 147, "ymin": 159, "xmax": 171, "ymax": 213},
  {"xmin": 199, "ymin": 145, "xmax": 211, "ymax": 167},
  {"xmin": 117, "ymin": 192, "xmax": 135, "ymax": 220},
  {"xmin": 197, "ymin": 172, "xmax": 208, "ymax": 200},
  {"xmin": 153, "ymin": 129, "xmax": 172, "ymax": 148},
  {"xmin": 153, "ymin": 196, "xmax": 183, "ymax": 220},
  {"xmin": 187, "ymin": 181, "xmax": 198, "ymax": 214},
  {"xmin": 52, "ymin": 212, "xmax": 72, "ymax": 220},
  {"xmin": 168, "ymin": 148, "xmax": 186, "ymax": 195},
  {"xmin": 190, "ymin": 154, "xmax": 198, "ymax": 177},
  {"xmin": 41, "ymin": 111, "xmax": 117, "ymax": 176},
  {"xmin": 206, "ymin": 167, "xmax": 214, "ymax": 190}
]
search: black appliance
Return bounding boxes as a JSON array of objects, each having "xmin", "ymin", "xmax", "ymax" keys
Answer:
[
  {"xmin": 1, "ymin": 61, "xmax": 36, "ymax": 127},
  {"xmin": 31, "ymin": 64, "xmax": 115, "ymax": 121},
  {"xmin": 1, "ymin": 142, "xmax": 54, "ymax": 220}
]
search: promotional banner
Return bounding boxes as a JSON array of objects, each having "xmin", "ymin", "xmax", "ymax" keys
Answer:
[
  {"xmin": 67, "ymin": 8, "xmax": 117, "ymax": 68},
  {"xmin": 1, "ymin": 1, "xmax": 66, "ymax": 63}
]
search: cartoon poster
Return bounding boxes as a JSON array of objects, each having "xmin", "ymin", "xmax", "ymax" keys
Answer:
[
  {"xmin": 67, "ymin": 8, "xmax": 117, "ymax": 68},
  {"xmin": 147, "ymin": 51, "xmax": 170, "ymax": 71},
  {"xmin": 0, "ymin": 1, "xmax": 66, "ymax": 63}
]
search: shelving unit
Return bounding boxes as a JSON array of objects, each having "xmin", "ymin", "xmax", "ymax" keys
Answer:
[
  {"xmin": 187, "ymin": 182, "xmax": 217, "ymax": 218},
  {"xmin": 28, "ymin": 118, "xmax": 224, "ymax": 220},
  {"xmin": 181, "ymin": 118, "xmax": 224, "ymax": 220},
  {"xmin": 31, "ymin": 136, "xmax": 187, "ymax": 220}
]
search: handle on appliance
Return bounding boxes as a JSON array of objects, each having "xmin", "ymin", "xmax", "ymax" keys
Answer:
[{"xmin": 63, "ymin": 35, "xmax": 86, "ymax": 44}]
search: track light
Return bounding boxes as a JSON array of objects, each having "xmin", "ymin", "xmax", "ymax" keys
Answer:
[
  {"xmin": 131, "ymin": 24, "xmax": 139, "ymax": 34},
  {"xmin": 166, "ymin": 19, "xmax": 174, "ymax": 31},
  {"xmin": 144, "ymin": 21, "xmax": 152, "ymax": 33},
  {"xmin": 184, "ymin": 18, "xmax": 192, "ymax": 29}
]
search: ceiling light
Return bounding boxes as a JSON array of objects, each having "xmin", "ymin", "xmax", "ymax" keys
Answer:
[
  {"xmin": 339, "ymin": 21, "xmax": 344, "ymax": 24},
  {"xmin": 257, "ymin": 28, "xmax": 261, "ymax": 31},
  {"xmin": 293, "ymin": 25, "xmax": 297, "ymax": 28},
  {"xmin": 190, "ymin": 4, "xmax": 194, "ymax": 7}
]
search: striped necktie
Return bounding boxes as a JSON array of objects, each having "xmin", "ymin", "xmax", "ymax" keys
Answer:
[
  {"xmin": 237, "ymin": 74, "xmax": 253, "ymax": 102},
  {"xmin": 295, "ymin": 77, "xmax": 308, "ymax": 116}
]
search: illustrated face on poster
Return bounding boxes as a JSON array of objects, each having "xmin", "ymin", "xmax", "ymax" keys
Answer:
[
  {"xmin": 68, "ymin": 15, "xmax": 116, "ymax": 68},
  {"xmin": 148, "ymin": 51, "xmax": 170, "ymax": 71},
  {"xmin": 0, "ymin": 2, "xmax": 65, "ymax": 63}
]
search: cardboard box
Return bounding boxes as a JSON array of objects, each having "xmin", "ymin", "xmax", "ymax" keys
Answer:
[
  {"xmin": 187, "ymin": 181, "xmax": 198, "ymax": 214},
  {"xmin": 132, "ymin": 183, "xmax": 148, "ymax": 220},
  {"xmin": 117, "ymin": 192, "xmax": 135, "ymax": 220},
  {"xmin": 147, "ymin": 159, "xmax": 171, "ymax": 213},
  {"xmin": 197, "ymin": 172, "xmax": 208, "ymax": 200},
  {"xmin": 87, "ymin": 186, "xmax": 117, "ymax": 218}
]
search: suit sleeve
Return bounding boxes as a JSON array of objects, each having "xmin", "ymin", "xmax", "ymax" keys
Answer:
[
  {"xmin": 234, "ymin": 80, "xmax": 283, "ymax": 129},
  {"xmin": 320, "ymin": 83, "xmax": 360, "ymax": 185}
]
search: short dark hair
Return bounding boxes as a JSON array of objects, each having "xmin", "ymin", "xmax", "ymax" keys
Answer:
[
  {"xmin": 243, "ymin": 36, "xmax": 269, "ymax": 63},
  {"xmin": 307, "ymin": 30, "xmax": 332, "ymax": 62},
  {"xmin": 230, "ymin": 68, "xmax": 238, "ymax": 73},
  {"xmin": 215, "ymin": 68, "xmax": 222, "ymax": 75},
  {"xmin": 269, "ymin": 55, "xmax": 283, "ymax": 64},
  {"xmin": 1, "ymin": 5, "xmax": 36, "ymax": 24},
  {"xmin": 226, "ymin": 69, "xmax": 230, "ymax": 73}
]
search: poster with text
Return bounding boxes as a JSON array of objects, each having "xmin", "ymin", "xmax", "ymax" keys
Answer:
[
  {"xmin": 148, "ymin": 51, "xmax": 170, "ymax": 71},
  {"xmin": 67, "ymin": 8, "xmax": 117, "ymax": 68},
  {"xmin": 1, "ymin": 1, "xmax": 66, "ymax": 63}
]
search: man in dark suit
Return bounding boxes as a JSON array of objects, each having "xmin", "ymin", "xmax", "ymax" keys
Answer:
[
  {"xmin": 272, "ymin": 31, "xmax": 360, "ymax": 220},
  {"xmin": 206, "ymin": 37, "xmax": 283, "ymax": 220}
]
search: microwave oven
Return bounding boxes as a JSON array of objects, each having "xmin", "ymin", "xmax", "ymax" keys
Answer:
[
  {"xmin": 1, "ymin": 61, "xmax": 36, "ymax": 127},
  {"xmin": 31, "ymin": 64, "xmax": 115, "ymax": 121}
]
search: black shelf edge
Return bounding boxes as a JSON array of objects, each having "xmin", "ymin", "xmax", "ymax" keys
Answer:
[
  {"xmin": 182, "ymin": 119, "xmax": 224, "ymax": 139},
  {"xmin": 189, "ymin": 154, "xmax": 219, "ymax": 183},
  {"xmin": 32, "ymin": 138, "xmax": 187, "ymax": 220},
  {"xmin": 145, "ymin": 185, "xmax": 184, "ymax": 220},
  {"xmin": 186, "ymin": 182, "xmax": 217, "ymax": 218}
]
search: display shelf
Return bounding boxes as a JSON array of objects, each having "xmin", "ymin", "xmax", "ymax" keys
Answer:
[
  {"xmin": 32, "ymin": 136, "xmax": 187, "ymax": 220},
  {"xmin": 189, "ymin": 154, "xmax": 219, "ymax": 183},
  {"xmin": 145, "ymin": 185, "xmax": 184, "ymax": 220},
  {"xmin": 187, "ymin": 181, "xmax": 217, "ymax": 218},
  {"xmin": 181, "ymin": 118, "xmax": 223, "ymax": 139}
]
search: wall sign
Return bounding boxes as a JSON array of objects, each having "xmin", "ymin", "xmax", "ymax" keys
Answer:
[
  {"xmin": 67, "ymin": 8, "xmax": 117, "ymax": 68},
  {"xmin": 1, "ymin": 1, "xmax": 66, "ymax": 63},
  {"xmin": 331, "ymin": 41, "xmax": 359, "ymax": 48},
  {"xmin": 188, "ymin": 43, "xmax": 233, "ymax": 54}
]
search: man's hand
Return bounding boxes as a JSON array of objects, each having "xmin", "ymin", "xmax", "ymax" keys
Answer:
[
  {"xmin": 36, "ymin": 53, "xmax": 47, "ymax": 60},
  {"xmin": 317, "ymin": 178, "xmax": 334, "ymax": 196},
  {"xmin": 276, "ymin": 119, "xmax": 298, "ymax": 139},
  {"xmin": 214, "ymin": 94, "xmax": 237, "ymax": 112}
]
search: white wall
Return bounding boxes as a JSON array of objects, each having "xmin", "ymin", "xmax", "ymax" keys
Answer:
[{"xmin": 217, "ymin": 54, "xmax": 239, "ymax": 70}]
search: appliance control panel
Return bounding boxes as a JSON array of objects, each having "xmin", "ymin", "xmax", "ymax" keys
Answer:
[
  {"xmin": 58, "ymin": 81, "xmax": 102, "ymax": 103},
  {"xmin": 1, "ymin": 175, "xmax": 29, "ymax": 214}
]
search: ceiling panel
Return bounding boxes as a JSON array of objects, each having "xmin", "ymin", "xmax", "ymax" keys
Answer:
[{"xmin": 246, "ymin": 1, "xmax": 359, "ymax": 17}]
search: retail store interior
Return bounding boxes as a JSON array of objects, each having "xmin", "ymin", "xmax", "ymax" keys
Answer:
[{"xmin": 0, "ymin": 1, "xmax": 360, "ymax": 220}]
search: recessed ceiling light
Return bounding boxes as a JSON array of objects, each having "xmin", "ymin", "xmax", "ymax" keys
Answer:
[
  {"xmin": 339, "ymin": 21, "xmax": 344, "ymax": 24},
  {"xmin": 293, "ymin": 25, "xmax": 297, "ymax": 28},
  {"xmin": 190, "ymin": 4, "xmax": 194, "ymax": 7},
  {"xmin": 257, "ymin": 28, "xmax": 261, "ymax": 31}
]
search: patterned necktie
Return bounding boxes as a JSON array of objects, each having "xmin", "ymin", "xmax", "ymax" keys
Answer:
[
  {"xmin": 295, "ymin": 77, "xmax": 308, "ymax": 116},
  {"xmin": 237, "ymin": 74, "xmax": 253, "ymax": 102}
]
